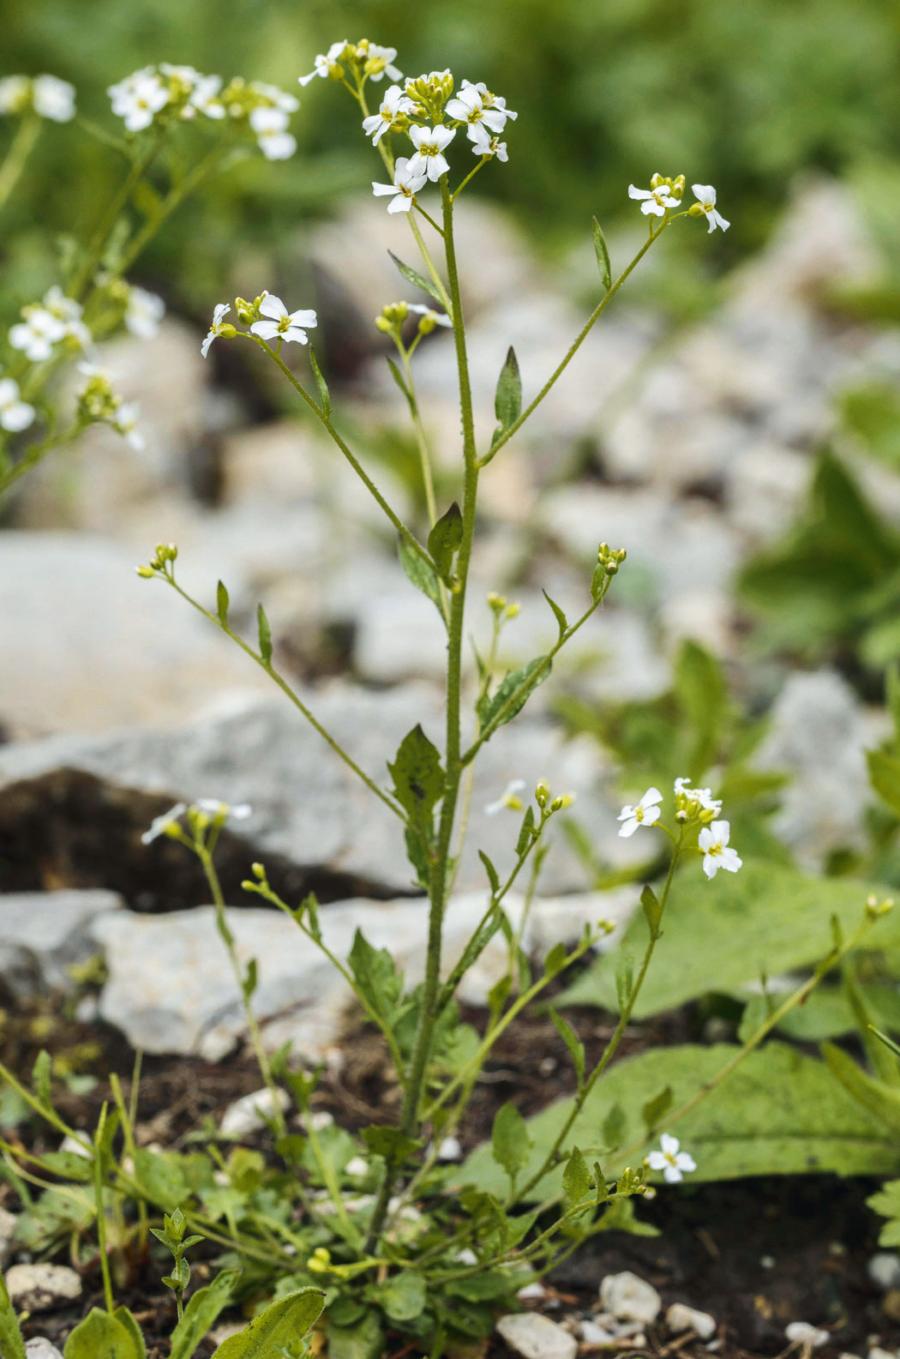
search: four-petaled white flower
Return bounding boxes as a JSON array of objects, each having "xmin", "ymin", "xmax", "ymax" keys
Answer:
[
  {"xmin": 407, "ymin": 303, "xmax": 452, "ymax": 328},
  {"xmin": 298, "ymin": 41, "xmax": 350, "ymax": 87},
  {"xmin": 362, "ymin": 44, "xmax": 403, "ymax": 83},
  {"xmin": 249, "ymin": 81, "xmax": 299, "ymax": 115},
  {"xmin": 698, "ymin": 820, "xmax": 742, "ymax": 879},
  {"xmin": 407, "ymin": 125, "xmax": 455, "ymax": 182},
  {"xmin": 470, "ymin": 123, "xmax": 508, "ymax": 162},
  {"xmin": 628, "ymin": 179, "xmax": 680, "ymax": 217},
  {"xmin": 485, "ymin": 779, "xmax": 527, "ymax": 816},
  {"xmin": 141, "ymin": 802, "xmax": 188, "ymax": 844},
  {"xmin": 692, "ymin": 183, "xmax": 730, "ymax": 233},
  {"xmin": 250, "ymin": 294, "xmax": 318, "ymax": 345},
  {"xmin": 249, "ymin": 106, "xmax": 297, "ymax": 161},
  {"xmin": 32, "ymin": 75, "xmax": 77, "ymax": 123},
  {"xmin": 201, "ymin": 302, "xmax": 232, "ymax": 358},
  {"xmin": 125, "ymin": 286, "xmax": 165, "ymax": 340},
  {"xmin": 647, "ymin": 1133, "xmax": 697, "ymax": 1184},
  {"xmin": 461, "ymin": 80, "xmax": 517, "ymax": 126},
  {"xmin": 362, "ymin": 84, "xmax": 414, "ymax": 145},
  {"xmin": 196, "ymin": 798, "xmax": 253, "ymax": 821},
  {"xmin": 9, "ymin": 308, "xmax": 68, "ymax": 362},
  {"xmin": 445, "ymin": 84, "xmax": 512, "ymax": 140},
  {"xmin": 372, "ymin": 156, "xmax": 427, "ymax": 214},
  {"xmin": 108, "ymin": 68, "xmax": 170, "ymax": 132},
  {"xmin": 0, "ymin": 377, "xmax": 35, "ymax": 433},
  {"xmin": 617, "ymin": 786, "xmax": 663, "ymax": 837}
]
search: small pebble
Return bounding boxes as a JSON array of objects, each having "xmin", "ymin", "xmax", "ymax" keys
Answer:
[
  {"xmin": 5, "ymin": 1263, "xmax": 82, "ymax": 1313},
  {"xmin": 869, "ymin": 1255, "xmax": 900, "ymax": 1292},
  {"xmin": 786, "ymin": 1322, "xmax": 829, "ymax": 1348},
  {"xmin": 598, "ymin": 1272, "xmax": 661, "ymax": 1326},
  {"xmin": 437, "ymin": 1135, "xmax": 462, "ymax": 1161},
  {"xmin": 25, "ymin": 1342, "xmax": 64, "ymax": 1359},
  {"xmin": 0, "ymin": 1206, "xmax": 19, "ymax": 1267},
  {"xmin": 517, "ymin": 1282, "xmax": 548, "ymax": 1302},
  {"xmin": 220, "ymin": 1086, "xmax": 289, "ymax": 1138},
  {"xmin": 496, "ymin": 1312, "xmax": 578, "ymax": 1359},
  {"xmin": 867, "ymin": 1349, "xmax": 897, "ymax": 1359},
  {"xmin": 580, "ymin": 1319, "xmax": 618, "ymax": 1346},
  {"xmin": 666, "ymin": 1302, "xmax": 717, "ymax": 1340}
]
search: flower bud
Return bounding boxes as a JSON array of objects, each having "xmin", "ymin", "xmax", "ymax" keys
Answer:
[
  {"xmin": 135, "ymin": 565, "xmax": 155, "ymax": 579},
  {"xmin": 487, "ymin": 592, "xmax": 507, "ymax": 614},
  {"xmin": 535, "ymin": 780, "xmax": 550, "ymax": 809}
]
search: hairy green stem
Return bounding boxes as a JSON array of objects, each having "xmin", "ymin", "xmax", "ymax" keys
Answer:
[{"xmin": 0, "ymin": 114, "xmax": 41, "ymax": 211}]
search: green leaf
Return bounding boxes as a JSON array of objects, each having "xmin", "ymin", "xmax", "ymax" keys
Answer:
[
  {"xmin": 0, "ymin": 1274, "xmax": 26, "ymax": 1359},
  {"xmin": 349, "ymin": 931, "xmax": 404, "ymax": 1027},
  {"xmin": 212, "ymin": 1289, "xmax": 325, "ymax": 1358},
  {"xmin": 372, "ymin": 1271, "xmax": 427, "ymax": 1323},
  {"xmin": 362, "ymin": 1125, "xmax": 420, "ymax": 1164},
  {"xmin": 479, "ymin": 849, "xmax": 500, "ymax": 894},
  {"xmin": 591, "ymin": 216, "xmax": 612, "ymax": 290},
  {"xmin": 64, "ymin": 1309, "xmax": 142, "ymax": 1359},
  {"xmin": 493, "ymin": 346, "xmax": 522, "ymax": 436},
  {"xmin": 602, "ymin": 1104, "xmax": 626, "ymax": 1151},
  {"xmin": 549, "ymin": 1007, "xmax": 585, "ymax": 1087},
  {"xmin": 463, "ymin": 1043, "xmax": 900, "ymax": 1199},
  {"xmin": 257, "ymin": 604, "xmax": 272, "ymax": 665},
  {"xmin": 386, "ymin": 356, "xmax": 414, "ymax": 411},
  {"xmin": 640, "ymin": 884, "xmax": 662, "ymax": 938},
  {"xmin": 562, "ymin": 1146, "xmax": 591, "ymax": 1207},
  {"xmin": 542, "ymin": 589, "xmax": 568, "ymax": 639},
  {"xmin": 491, "ymin": 1102, "xmax": 532, "ymax": 1184},
  {"xmin": 388, "ymin": 250, "xmax": 444, "ymax": 306},
  {"xmin": 673, "ymin": 640, "xmax": 727, "ymax": 775},
  {"xmin": 112, "ymin": 1308, "xmax": 147, "ymax": 1359},
  {"xmin": 216, "ymin": 580, "xmax": 229, "ymax": 625},
  {"xmin": 427, "ymin": 501, "xmax": 463, "ymax": 584},
  {"xmin": 328, "ymin": 1310, "xmax": 384, "ymax": 1359},
  {"xmin": 398, "ymin": 535, "xmax": 443, "ymax": 619},
  {"xmin": 33, "ymin": 1049, "xmax": 52, "ymax": 1107},
  {"xmin": 479, "ymin": 656, "xmax": 550, "ymax": 736},
  {"xmin": 308, "ymin": 345, "xmax": 331, "ymax": 418},
  {"xmin": 388, "ymin": 724, "xmax": 444, "ymax": 830},
  {"xmin": 641, "ymin": 1085, "xmax": 673, "ymax": 1133},
  {"xmin": 132, "ymin": 1147, "xmax": 188, "ymax": 1213},
  {"xmin": 821, "ymin": 1042, "xmax": 900, "ymax": 1132},
  {"xmin": 868, "ymin": 747, "xmax": 900, "ymax": 818},
  {"xmin": 170, "ymin": 1272, "xmax": 237, "ymax": 1359}
]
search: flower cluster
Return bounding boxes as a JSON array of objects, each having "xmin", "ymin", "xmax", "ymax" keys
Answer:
[
  {"xmin": 76, "ymin": 364, "xmax": 144, "ymax": 451},
  {"xmin": 0, "ymin": 74, "xmax": 76, "ymax": 122},
  {"xmin": 107, "ymin": 65, "xmax": 299, "ymax": 159},
  {"xmin": 299, "ymin": 39, "xmax": 402, "ymax": 88},
  {"xmin": 0, "ymin": 377, "xmax": 35, "ymax": 434},
  {"xmin": 628, "ymin": 172, "xmax": 730, "ymax": 234},
  {"xmin": 485, "ymin": 778, "xmax": 575, "ymax": 817},
  {"xmin": 617, "ymin": 777, "xmax": 742, "ymax": 879},
  {"xmin": 9, "ymin": 286, "xmax": 90, "ymax": 363},
  {"xmin": 374, "ymin": 300, "xmax": 452, "ymax": 337},
  {"xmin": 200, "ymin": 293, "xmax": 317, "ymax": 358},
  {"xmin": 141, "ymin": 798, "xmax": 252, "ymax": 845}
]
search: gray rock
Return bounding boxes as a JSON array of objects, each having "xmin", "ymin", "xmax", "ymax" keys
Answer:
[
  {"xmin": 25, "ymin": 1342, "xmax": 65, "ymax": 1359},
  {"xmin": 666, "ymin": 1302, "xmax": 716, "ymax": 1339},
  {"xmin": 0, "ymin": 891, "xmax": 122, "ymax": 997},
  {"xmin": 869, "ymin": 1253, "xmax": 900, "ymax": 1292},
  {"xmin": 5, "ymin": 1263, "xmax": 82, "ymax": 1312},
  {"xmin": 598, "ymin": 1271, "xmax": 661, "ymax": 1325},
  {"xmin": 496, "ymin": 1312, "xmax": 578, "ymax": 1359},
  {"xmin": 785, "ymin": 1321, "xmax": 829, "ymax": 1349},
  {"xmin": 220, "ymin": 1086, "xmax": 290, "ymax": 1138},
  {"xmin": 0, "ymin": 1205, "xmax": 18, "ymax": 1267}
]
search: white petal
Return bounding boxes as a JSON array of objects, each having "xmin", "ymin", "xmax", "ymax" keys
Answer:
[
  {"xmin": 660, "ymin": 1133, "xmax": 679, "ymax": 1156},
  {"xmin": 287, "ymin": 309, "xmax": 318, "ymax": 329},
  {"xmin": 618, "ymin": 817, "xmax": 639, "ymax": 839},
  {"xmin": 250, "ymin": 319, "xmax": 281, "ymax": 340},
  {"xmin": 372, "ymin": 181, "xmax": 398, "ymax": 197},
  {"xmin": 259, "ymin": 293, "xmax": 287, "ymax": 320},
  {"xmin": 628, "ymin": 185, "xmax": 652, "ymax": 200}
]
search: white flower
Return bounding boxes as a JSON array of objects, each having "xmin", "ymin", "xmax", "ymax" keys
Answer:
[
  {"xmin": 345, "ymin": 1156, "xmax": 368, "ymax": 1178},
  {"xmin": 250, "ymin": 294, "xmax": 317, "ymax": 345},
  {"xmin": 470, "ymin": 123, "xmax": 508, "ymax": 162},
  {"xmin": 372, "ymin": 156, "xmax": 427, "ymax": 214},
  {"xmin": 697, "ymin": 820, "xmax": 742, "ymax": 879},
  {"xmin": 141, "ymin": 802, "xmax": 188, "ymax": 844},
  {"xmin": 362, "ymin": 83, "xmax": 414, "ymax": 145},
  {"xmin": 485, "ymin": 779, "xmax": 526, "ymax": 816},
  {"xmin": 673, "ymin": 776, "xmax": 722, "ymax": 817},
  {"xmin": 113, "ymin": 401, "xmax": 145, "ymax": 451},
  {"xmin": 196, "ymin": 798, "xmax": 252, "ymax": 821},
  {"xmin": 407, "ymin": 303, "xmax": 452, "ymax": 328},
  {"xmin": 628, "ymin": 179, "xmax": 680, "ymax": 217},
  {"xmin": 0, "ymin": 76, "xmax": 30, "ymax": 116},
  {"xmin": 9, "ymin": 308, "xmax": 68, "ymax": 362},
  {"xmin": 617, "ymin": 786, "xmax": 663, "ymax": 837},
  {"xmin": 691, "ymin": 183, "xmax": 730, "ymax": 234},
  {"xmin": 407, "ymin": 124, "xmax": 455, "ymax": 182},
  {"xmin": 108, "ymin": 68, "xmax": 169, "ymax": 132},
  {"xmin": 445, "ymin": 83, "xmax": 512, "ymax": 139},
  {"xmin": 249, "ymin": 81, "xmax": 299, "ymax": 114},
  {"xmin": 250, "ymin": 106, "xmax": 296, "ymax": 160},
  {"xmin": 647, "ymin": 1133, "xmax": 696, "ymax": 1184},
  {"xmin": 125, "ymin": 286, "xmax": 165, "ymax": 340},
  {"xmin": 32, "ymin": 75, "xmax": 76, "ymax": 123},
  {"xmin": 298, "ymin": 41, "xmax": 349, "ymax": 87},
  {"xmin": 460, "ymin": 80, "xmax": 517, "ymax": 126},
  {"xmin": 189, "ymin": 74, "xmax": 225, "ymax": 120},
  {"xmin": 362, "ymin": 43, "xmax": 402, "ymax": 83},
  {"xmin": 201, "ymin": 302, "xmax": 231, "ymax": 358},
  {"xmin": 0, "ymin": 377, "xmax": 35, "ymax": 433}
]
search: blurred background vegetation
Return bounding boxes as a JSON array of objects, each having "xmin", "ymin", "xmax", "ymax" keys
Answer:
[{"xmin": 4, "ymin": 0, "xmax": 900, "ymax": 313}]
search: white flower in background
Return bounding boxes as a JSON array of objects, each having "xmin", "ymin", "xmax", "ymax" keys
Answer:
[
  {"xmin": 298, "ymin": 40, "xmax": 350, "ymax": 87},
  {"xmin": 32, "ymin": 75, "xmax": 76, "ymax": 122},
  {"xmin": 698, "ymin": 820, "xmax": 742, "ymax": 879},
  {"xmin": 785, "ymin": 1323, "xmax": 829, "ymax": 1349},
  {"xmin": 647, "ymin": 1134, "xmax": 697, "ymax": 1184},
  {"xmin": 112, "ymin": 401, "xmax": 145, "ymax": 451},
  {"xmin": 108, "ymin": 68, "xmax": 170, "ymax": 132},
  {"xmin": 485, "ymin": 778, "xmax": 527, "ymax": 816},
  {"xmin": 42, "ymin": 285, "xmax": 90, "ymax": 350},
  {"xmin": 249, "ymin": 106, "xmax": 297, "ymax": 160},
  {"xmin": 250, "ymin": 294, "xmax": 317, "ymax": 345},
  {"xmin": 125, "ymin": 286, "xmax": 165, "ymax": 340},
  {"xmin": 673, "ymin": 776, "xmax": 722, "ymax": 818},
  {"xmin": 0, "ymin": 76, "xmax": 30, "ymax": 115},
  {"xmin": 9, "ymin": 307, "xmax": 67, "ymax": 362},
  {"xmin": 372, "ymin": 156, "xmax": 427, "ymax": 214},
  {"xmin": 360, "ymin": 43, "xmax": 402, "ymax": 82},
  {"xmin": 617, "ymin": 786, "xmax": 663, "ymax": 837},
  {"xmin": 201, "ymin": 302, "xmax": 232, "ymax": 358},
  {"xmin": 628, "ymin": 179, "xmax": 680, "ymax": 217},
  {"xmin": 691, "ymin": 183, "xmax": 730, "ymax": 233},
  {"xmin": 470, "ymin": 123, "xmax": 508, "ymax": 162},
  {"xmin": 196, "ymin": 798, "xmax": 253, "ymax": 822},
  {"xmin": 362, "ymin": 83, "xmax": 414, "ymax": 145},
  {"xmin": 345, "ymin": 1156, "xmax": 368, "ymax": 1178},
  {"xmin": 0, "ymin": 377, "xmax": 35, "ymax": 433},
  {"xmin": 249, "ymin": 81, "xmax": 299, "ymax": 114},
  {"xmin": 446, "ymin": 83, "xmax": 514, "ymax": 139},
  {"xmin": 141, "ymin": 802, "xmax": 188, "ymax": 844},
  {"xmin": 437, "ymin": 1135, "xmax": 462, "ymax": 1161},
  {"xmin": 407, "ymin": 303, "xmax": 452, "ymax": 329},
  {"xmin": 407, "ymin": 124, "xmax": 455, "ymax": 182},
  {"xmin": 189, "ymin": 74, "xmax": 225, "ymax": 120}
]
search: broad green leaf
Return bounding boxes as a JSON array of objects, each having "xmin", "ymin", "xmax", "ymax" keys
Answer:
[
  {"xmin": 133, "ymin": 1147, "xmax": 188, "ymax": 1212},
  {"xmin": 673, "ymin": 640, "xmax": 727, "ymax": 775},
  {"xmin": 38, "ymin": 1150, "xmax": 93, "ymax": 1181},
  {"xmin": 212, "ymin": 1288, "xmax": 325, "ymax": 1358},
  {"xmin": 427, "ymin": 501, "xmax": 463, "ymax": 584},
  {"xmin": 216, "ymin": 580, "xmax": 229, "ymax": 625},
  {"xmin": 562, "ymin": 1146, "xmax": 591, "ymax": 1207},
  {"xmin": 372, "ymin": 1271, "xmax": 426, "ymax": 1323},
  {"xmin": 591, "ymin": 216, "xmax": 612, "ymax": 290},
  {"xmin": 170, "ymin": 1272, "xmax": 237, "ymax": 1359},
  {"xmin": 388, "ymin": 250, "xmax": 444, "ymax": 306},
  {"xmin": 112, "ymin": 1308, "xmax": 147, "ymax": 1359},
  {"xmin": 640, "ymin": 884, "xmax": 662, "ymax": 938},
  {"xmin": 493, "ymin": 346, "xmax": 522, "ymax": 434},
  {"xmin": 398, "ymin": 535, "xmax": 443, "ymax": 618},
  {"xmin": 328, "ymin": 1310, "xmax": 384, "ymax": 1359},
  {"xmin": 641, "ymin": 1085, "xmax": 673, "ymax": 1132},
  {"xmin": 563, "ymin": 862, "xmax": 899, "ymax": 1016},
  {"xmin": 257, "ymin": 604, "xmax": 272, "ymax": 664},
  {"xmin": 349, "ymin": 930, "xmax": 404, "ymax": 1026},
  {"xmin": 868, "ymin": 747, "xmax": 900, "ymax": 818},
  {"xmin": 64, "ymin": 1309, "xmax": 142, "ymax": 1359},
  {"xmin": 0, "ymin": 1274, "xmax": 26, "ymax": 1359},
  {"xmin": 362, "ymin": 1125, "xmax": 420, "ymax": 1164},
  {"xmin": 479, "ymin": 656, "xmax": 550, "ymax": 736},
  {"xmin": 388, "ymin": 724, "xmax": 444, "ymax": 830},
  {"xmin": 602, "ymin": 1104, "xmax": 626, "ymax": 1151},
  {"xmin": 462, "ymin": 1043, "xmax": 900, "ymax": 1199},
  {"xmin": 491, "ymin": 1101, "xmax": 532, "ymax": 1184},
  {"xmin": 821, "ymin": 1042, "xmax": 900, "ymax": 1132}
]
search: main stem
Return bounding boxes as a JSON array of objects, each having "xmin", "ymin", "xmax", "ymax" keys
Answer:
[{"xmin": 366, "ymin": 176, "xmax": 479, "ymax": 1249}]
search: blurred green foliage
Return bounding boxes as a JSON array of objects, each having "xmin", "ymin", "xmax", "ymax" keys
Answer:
[{"xmin": 3, "ymin": 0, "xmax": 900, "ymax": 308}]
